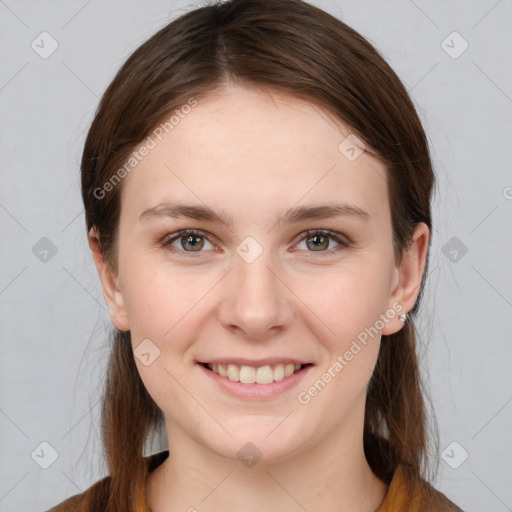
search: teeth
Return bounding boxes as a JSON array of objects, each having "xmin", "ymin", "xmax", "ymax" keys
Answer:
[
  {"xmin": 240, "ymin": 365, "xmax": 256, "ymax": 383},
  {"xmin": 206, "ymin": 362, "xmax": 305, "ymax": 384},
  {"xmin": 227, "ymin": 364, "xmax": 239, "ymax": 381},
  {"xmin": 256, "ymin": 365, "xmax": 274, "ymax": 384},
  {"xmin": 273, "ymin": 364, "xmax": 284, "ymax": 382}
]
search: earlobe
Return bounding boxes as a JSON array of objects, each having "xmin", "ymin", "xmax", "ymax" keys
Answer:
[
  {"xmin": 88, "ymin": 227, "xmax": 130, "ymax": 332},
  {"xmin": 381, "ymin": 222, "xmax": 430, "ymax": 336}
]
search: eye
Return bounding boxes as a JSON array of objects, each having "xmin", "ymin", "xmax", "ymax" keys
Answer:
[
  {"xmin": 294, "ymin": 230, "xmax": 349, "ymax": 255},
  {"xmin": 160, "ymin": 229, "xmax": 214, "ymax": 256}
]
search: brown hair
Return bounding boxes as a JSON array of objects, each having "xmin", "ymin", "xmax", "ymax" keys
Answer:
[{"xmin": 81, "ymin": 0, "xmax": 437, "ymax": 509}]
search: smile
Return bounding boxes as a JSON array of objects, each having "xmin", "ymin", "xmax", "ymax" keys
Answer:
[{"xmin": 202, "ymin": 362, "xmax": 311, "ymax": 385}]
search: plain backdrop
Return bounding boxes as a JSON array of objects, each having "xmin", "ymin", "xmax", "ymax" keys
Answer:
[{"xmin": 0, "ymin": 0, "xmax": 511, "ymax": 510}]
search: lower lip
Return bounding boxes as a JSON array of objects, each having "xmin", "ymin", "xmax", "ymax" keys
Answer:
[{"xmin": 198, "ymin": 363, "xmax": 313, "ymax": 399}]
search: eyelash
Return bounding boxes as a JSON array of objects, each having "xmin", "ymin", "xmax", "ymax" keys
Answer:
[{"xmin": 159, "ymin": 229, "xmax": 350, "ymax": 258}]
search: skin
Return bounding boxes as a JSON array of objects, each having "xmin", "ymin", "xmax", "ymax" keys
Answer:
[{"xmin": 90, "ymin": 83, "xmax": 429, "ymax": 511}]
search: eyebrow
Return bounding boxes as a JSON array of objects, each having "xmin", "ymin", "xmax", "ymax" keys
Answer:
[{"xmin": 138, "ymin": 201, "xmax": 370, "ymax": 228}]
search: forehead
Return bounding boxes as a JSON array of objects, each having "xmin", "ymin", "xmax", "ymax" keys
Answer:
[{"xmin": 119, "ymin": 84, "xmax": 389, "ymax": 226}]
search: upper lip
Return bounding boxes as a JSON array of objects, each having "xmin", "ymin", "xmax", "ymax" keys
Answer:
[{"xmin": 198, "ymin": 358, "xmax": 312, "ymax": 367}]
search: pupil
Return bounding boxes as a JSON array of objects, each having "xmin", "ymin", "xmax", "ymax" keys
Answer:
[
  {"xmin": 309, "ymin": 234, "xmax": 327, "ymax": 250},
  {"xmin": 183, "ymin": 235, "xmax": 203, "ymax": 251}
]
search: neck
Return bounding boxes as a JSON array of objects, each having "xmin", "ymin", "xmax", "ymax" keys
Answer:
[{"xmin": 147, "ymin": 406, "xmax": 388, "ymax": 511}]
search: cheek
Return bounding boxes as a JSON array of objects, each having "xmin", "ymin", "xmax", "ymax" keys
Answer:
[
  {"xmin": 297, "ymin": 260, "xmax": 392, "ymax": 336},
  {"xmin": 119, "ymin": 250, "xmax": 221, "ymax": 353},
  {"xmin": 124, "ymin": 271, "xmax": 195, "ymax": 339},
  {"xmin": 300, "ymin": 271, "xmax": 388, "ymax": 396},
  {"xmin": 296, "ymin": 264, "xmax": 391, "ymax": 397}
]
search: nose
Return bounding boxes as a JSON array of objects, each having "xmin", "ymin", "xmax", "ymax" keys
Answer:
[{"xmin": 217, "ymin": 251, "xmax": 295, "ymax": 341}]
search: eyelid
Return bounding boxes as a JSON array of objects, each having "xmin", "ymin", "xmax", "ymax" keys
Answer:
[{"xmin": 159, "ymin": 228, "xmax": 350, "ymax": 256}]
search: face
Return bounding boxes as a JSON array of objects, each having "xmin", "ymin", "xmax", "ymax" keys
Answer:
[{"xmin": 92, "ymin": 84, "xmax": 428, "ymax": 464}]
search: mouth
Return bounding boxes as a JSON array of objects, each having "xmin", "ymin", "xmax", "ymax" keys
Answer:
[{"xmin": 199, "ymin": 362, "xmax": 313, "ymax": 385}]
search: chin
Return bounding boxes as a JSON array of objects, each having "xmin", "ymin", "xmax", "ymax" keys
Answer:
[{"xmin": 206, "ymin": 422, "xmax": 308, "ymax": 467}]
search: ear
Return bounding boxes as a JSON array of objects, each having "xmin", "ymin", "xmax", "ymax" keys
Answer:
[
  {"xmin": 382, "ymin": 222, "xmax": 430, "ymax": 335},
  {"xmin": 88, "ymin": 227, "xmax": 130, "ymax": 332}
]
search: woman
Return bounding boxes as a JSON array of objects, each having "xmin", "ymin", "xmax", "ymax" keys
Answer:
[{"xmin": 49, "ymin": 0, "xmax": 463, "ymax": 510}]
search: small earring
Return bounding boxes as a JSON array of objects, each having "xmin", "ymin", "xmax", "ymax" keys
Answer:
[{"xmin": 399, "ymin": 312, "xmax": 408, "ymax": 322}]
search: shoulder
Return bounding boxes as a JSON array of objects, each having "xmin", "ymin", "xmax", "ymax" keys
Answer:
[
  {"xmin": 377, "ymin": 463, "xmax": 464, "ymax": 512},
  {"xmin": 45, "ymin": 475, "xmax": 110, "ymax": 512},
  {"xmin": 45, "ymin": 475, "xmax": 111, "ymax": 512},
  {"xmin": 45, "ymin": 493, "xmax": 88, "ymax": 512},
  {"xmin": 45, "ymin": 451, "xmax": 169, "ymax": 512}
]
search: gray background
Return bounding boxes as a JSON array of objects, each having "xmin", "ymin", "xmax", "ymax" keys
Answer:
[{"xmin": 0, "ymin": 0, "xmax": 511, "ymax": 510}]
